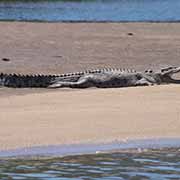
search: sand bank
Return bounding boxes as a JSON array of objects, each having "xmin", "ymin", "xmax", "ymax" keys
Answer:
[
  {"xmin": 0, "ymin": 22, "xmax": 180, "ymax": 152},
  {"xmin": 0, "ymin": 85, "xmax": 180, "ymax": 151},
  {"xmin": 0, "ymin": 22, "xmax": 180, "ymax": 74}
]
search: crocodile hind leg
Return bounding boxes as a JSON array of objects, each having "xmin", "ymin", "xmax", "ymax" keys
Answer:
[{"xmin": 48, "ymin": 77, "xmax": 92, "ymax": 88}]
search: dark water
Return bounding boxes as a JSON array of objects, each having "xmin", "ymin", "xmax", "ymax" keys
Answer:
[
  {"xmin": 0, "ymin": 0, "xmax": 180, "ymax": 22},
  {"xmin": 0, "ymin": 148, "xmax": 180, "ymax": 180}
]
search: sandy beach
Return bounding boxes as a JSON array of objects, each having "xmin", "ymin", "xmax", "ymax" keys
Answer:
[{"xmin": 0, "ymin": 22, "xmax": 180, "ymax": 152}]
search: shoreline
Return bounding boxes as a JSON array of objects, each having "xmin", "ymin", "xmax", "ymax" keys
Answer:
[
  {"xmin": 1, "ymin": 138, "xmax": 180, "ymax": 158},
  {"xmin": 2, "ymin": 20, "xmax": 180, "ymax": 23}
]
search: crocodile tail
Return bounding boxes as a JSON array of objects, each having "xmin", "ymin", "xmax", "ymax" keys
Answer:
[
  {"xmin": 0, "ymin": 72, "xmax": 82, "ymax": 88},
  {"xmin": 0, "ymin": 74, "xmax": 56, "ymax": 88}
]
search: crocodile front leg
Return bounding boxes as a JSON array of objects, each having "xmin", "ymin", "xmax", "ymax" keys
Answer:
[{"xmin": 135, "ymin": 78, "xmax": 154, "ymax": 86}]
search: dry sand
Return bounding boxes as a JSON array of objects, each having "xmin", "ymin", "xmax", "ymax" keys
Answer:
[
  {"xmin": 0, "ymin": 22, "xmax": 180, "ymax": 151},
  {"xmin": 1, "ymin": 22, "xmax": 180, "ymax": 74},
  {"xmin": 1, "ymin": 85, "xmax": 180, "ymax": 151}
]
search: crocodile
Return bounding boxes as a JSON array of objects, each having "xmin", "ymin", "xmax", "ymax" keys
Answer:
[{"xmin": 0, "ymin": 66, "xmax": 180, "ymax": 88}]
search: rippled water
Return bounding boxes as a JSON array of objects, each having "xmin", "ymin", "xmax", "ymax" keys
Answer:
[
  {"xmin": 0, "ymin": 0, "xmax": 180, "ymax": 22},
  {"xmin": 0, "ymin": 148, "xmax": 180, "ymax": 179}
]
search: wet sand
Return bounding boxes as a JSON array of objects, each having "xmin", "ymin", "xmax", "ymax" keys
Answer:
[{"xmin": 0, "ymin": 22, "xmax": 180, "ymax": 151}]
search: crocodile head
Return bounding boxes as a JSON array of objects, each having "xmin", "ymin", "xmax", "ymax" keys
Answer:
[
  {"xmin": 143, "ymin": 66, "xmax": 180, "ymax": 84},
  {"xmin": 159, "ymin": 66, "xmax": 180, "ymax": 83}
]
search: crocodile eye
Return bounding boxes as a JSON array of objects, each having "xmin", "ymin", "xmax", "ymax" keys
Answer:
[{"xmin": 145, "ymin": 69, "xmax": 153, "ymax": 73}]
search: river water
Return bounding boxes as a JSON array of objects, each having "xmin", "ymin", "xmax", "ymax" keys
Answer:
[
  {"xmin": 0, "ymin": 139, "xmax": 180, "ymax": 179},
  {"xmin": 0, "ymin": 148, "xmax": 180, "ymax": 179},
  {"xmin": 0, "ymin": 0, "xmax": 180, "ymax": 22}
]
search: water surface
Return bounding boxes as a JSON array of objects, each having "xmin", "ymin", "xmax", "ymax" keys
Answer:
[
  {"xmin": 0, "ymin": 0, "xmax": 180, "ymax": 22},
  {"xmin": 1, "ymin": 148, "xmax": 180, "ymax": 179}
]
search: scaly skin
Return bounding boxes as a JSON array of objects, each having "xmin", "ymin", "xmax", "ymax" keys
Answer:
[
  {"xmin": 0, "ymin": 67, "xmax": 179, "ymax": 88},
  {"xmin": 0, "ymin": 68, "xmax": 136, "ymax": 88}
]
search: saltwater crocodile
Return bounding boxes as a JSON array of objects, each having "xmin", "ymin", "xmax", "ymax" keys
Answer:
[{"xmin": 0, "ymin": 66, "xmax": 180, "ymax": 88}]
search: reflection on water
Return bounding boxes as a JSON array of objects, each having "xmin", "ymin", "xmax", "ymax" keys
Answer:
[
  {"xmin": 0, "ymin": 0, "xmax": 180, "ymax": 22},
  {"xmin": 0, "ymin": 148, "xmax": 180, "ymax": 179}
]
